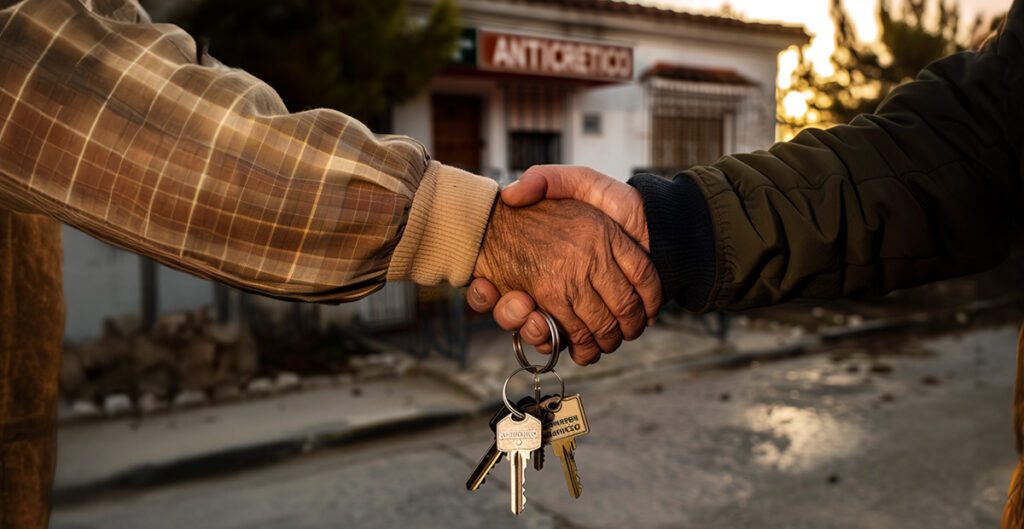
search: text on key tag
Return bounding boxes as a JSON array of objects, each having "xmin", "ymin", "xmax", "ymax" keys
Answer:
[
  {"xmin": 496, "ymin": 414, "xmax": 543, "ymax": 453},
  {"xmin": 543, "ymin": 394, "xmax": 589, "ymax": 444}
]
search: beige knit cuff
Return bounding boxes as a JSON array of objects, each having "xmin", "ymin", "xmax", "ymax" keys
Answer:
[{"xmin": 387, "ymin": 161, "xmax": 498, "ymax": 286}]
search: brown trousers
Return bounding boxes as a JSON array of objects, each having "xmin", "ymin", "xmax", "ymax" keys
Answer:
[
  {"xmin": 0, "ymin": 209, "xmax": 63, "ymax": 529},
  {"xmin": 1003, "ymin": 327, "xmax": 1024, "ymax": 528}
]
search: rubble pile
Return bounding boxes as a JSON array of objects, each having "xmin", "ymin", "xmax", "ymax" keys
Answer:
[
  {"xmin": 61, "ymin": 307, "xmax": 260, "ymax": 417},
  {"xmin": 60, "ymin": 307, "xmax": 415, "ymax": 421}
]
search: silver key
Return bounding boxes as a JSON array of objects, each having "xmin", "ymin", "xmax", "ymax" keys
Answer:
[
  {"xmin": 543, "ymin": 394, "xmax": 589, "ymax": 498},
  {"xmin": 496, "ymin": 412, "xmax": 542, "ymax": 514},
  {"xmin": 467, "ymin": 398, "xmax": 534, "ymax": 491}
]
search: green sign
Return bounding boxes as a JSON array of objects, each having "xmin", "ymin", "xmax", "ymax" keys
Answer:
[{"xmin": 453, "ymin": 27, "xmax": 477, "ymax": 66}]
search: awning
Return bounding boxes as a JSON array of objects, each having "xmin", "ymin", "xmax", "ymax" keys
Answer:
[{"xmin": 642, "ymin": 63, "xmax": 761, "ymax": 104}]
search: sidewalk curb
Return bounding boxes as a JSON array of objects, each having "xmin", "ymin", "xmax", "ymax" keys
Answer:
[
  {"xmin": 52, "ymin": 405, "xmax": 478, "ymax": 507},
  {"xmin": 54, "ymin": 297, "xmax": 1019, "ymax": 505}
]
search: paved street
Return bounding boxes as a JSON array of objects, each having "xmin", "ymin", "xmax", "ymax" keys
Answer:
[{"xmin": 51, "ymin": 325, "xmax": 1020, "ymax": 529}]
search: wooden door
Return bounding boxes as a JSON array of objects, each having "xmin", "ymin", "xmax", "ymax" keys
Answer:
[{"xmin": 431, "ymin": 94, "xmax": 483, "ymax": 174}]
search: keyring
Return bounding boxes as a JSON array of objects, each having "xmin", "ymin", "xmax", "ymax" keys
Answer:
[
  {"xmin": 512, "ymin": 310, "xmax": 560, "ymax": 374},
  {"xmin": 501, "ymin": 365, "xmax": 565, "ymax": 420},
  {"xmin": 535, "ymin": 370, "xmax": 565, "ymax": 411}
]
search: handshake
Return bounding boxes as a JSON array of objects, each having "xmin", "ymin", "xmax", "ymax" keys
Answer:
[{"xmin": 468, "ymin": 165, "xmax": 662, "ymax": 366}]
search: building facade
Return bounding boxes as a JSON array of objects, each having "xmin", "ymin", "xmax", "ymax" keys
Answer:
[
  {"xmin": 62, "ymin": 0, "xmax": 807, "ymax": 342},
  {"xmin": 397, "ymin": 0, "xmax": 808, "ymax": 184}
]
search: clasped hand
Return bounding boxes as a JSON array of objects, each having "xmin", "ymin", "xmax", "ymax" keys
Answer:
[{"xmin": 470, "ymin": 166, "xmax": 661, "ymax": 365}]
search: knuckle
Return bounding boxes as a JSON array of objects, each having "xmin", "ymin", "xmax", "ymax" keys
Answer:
[
  {"xmin": 591, "ymin": 319, "xmax": 622, "ymax": 354},
  {"xmin": 571, "ymin": 343, "xmax": 600, "ymax": 366},
  {"xmin": 631, "ymin": 255, "xmax": 659, "ymax": 287},
  {"xmin": 598, "ymin": 337, "xmax": 622, "ymax": 355},
  {"xmin": 568, "ymin": 326, "xmax": 595, "ymax": 346},
  {"xmin": 592, "ymin": 317, "xmax": 621, "ymax": 343},
  {"xmin": 621, "ymin": 319, "xmax": 643, "ymax": 341},
  {"xmin": 496, "ymin": 320, "xmax": 519, "ymax": 331},
  {"xmin": 611, "ymin": 292, "xmax": 644, "ymax": 320}
]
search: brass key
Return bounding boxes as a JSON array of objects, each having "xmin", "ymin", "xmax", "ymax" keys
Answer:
[
  {"xmin": 543, "ymin": 394, "xmax": 589, "ymax": 498},
  {"xmin": 526, "ymin": 395, "xmax": 557, "ymax": 472}
]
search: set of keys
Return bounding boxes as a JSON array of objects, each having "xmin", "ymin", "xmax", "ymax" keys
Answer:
[{"xmin": 465, "ymin": 312, "xmax": 591, "ymax": 515}]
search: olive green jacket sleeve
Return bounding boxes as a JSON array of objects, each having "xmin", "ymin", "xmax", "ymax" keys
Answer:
[{"xmin": 631, "ymin": 1, "xmax": 1024, "ymax": 312}]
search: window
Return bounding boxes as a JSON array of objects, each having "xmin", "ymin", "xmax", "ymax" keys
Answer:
[
  {"xmin": 647, "ymin": 73, "xmax": 755, "ymax": 172},
  {"xmin": 582, "ymin": 113, "xmax": 602, "ymax": 135},
  {"xmin": 509, "ymin": 132, "xmax": 561, "ymax": 172},
  {"xmin": 505, "ymin": 84, "xmax": 565, "ymax": 174},
  {"xmin": 651, "ymin": 116, "xmax": 724, "ymax": 169}
]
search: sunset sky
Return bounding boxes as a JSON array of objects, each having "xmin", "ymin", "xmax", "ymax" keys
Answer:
[
  {"xmin": 641, "ymin": 0, "xmax": 1011, "ymax": 120},
  {"xmin": 655, "ymin": 0, "xmax": 1010, "ymax": 56}
]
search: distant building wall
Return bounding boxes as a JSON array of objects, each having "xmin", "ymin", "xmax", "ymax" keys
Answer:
[
  {"xmin": 567, "ymin": 83, "xmax": 648, "ymax": 181},
  {"xmin": 62, "ymin": 226, "xmax": 214, "ymax": 343},
  {"xmin": 398, "ymin": 0, "xmax": 805, "ymax": 183},
  {"xmin": 63, "ymin": 227, "xmax": 411, "ymax": 342}
]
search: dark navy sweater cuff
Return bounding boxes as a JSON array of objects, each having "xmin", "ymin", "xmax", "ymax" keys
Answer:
[{"xmin": 627, "ymin": 172, "xmax": 716, "ymax": 311}]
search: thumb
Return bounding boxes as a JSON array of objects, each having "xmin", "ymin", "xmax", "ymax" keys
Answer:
[
  {"xmin": 501, "ymin": 165, "xmax": 649, "ymax": 250},
  {"xmin": 500, "ymin": 165, "xmax": 577, "ymax": 206}
]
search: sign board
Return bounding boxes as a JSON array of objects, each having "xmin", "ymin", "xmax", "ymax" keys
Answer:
[
  {"xmin": 475, "ymin": 30, "xmax": 633, "ymax": 82},
  {"xmin": 453, "ymin": 28, "xmax": 478, "ymax": 66}
]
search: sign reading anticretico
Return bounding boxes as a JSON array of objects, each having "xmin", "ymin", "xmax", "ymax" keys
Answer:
[{"xmin": 476, "ymin": 30, "xmax": 633, "ymax": 82}]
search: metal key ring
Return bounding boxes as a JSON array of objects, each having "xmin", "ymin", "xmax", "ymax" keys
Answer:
[
  {"xmin": 512, "ymin": 310, "xmax": 560, "ymax": 374},
  {"xmin": 502, "ymin": 365, "xmax": 565, "ymax": 420},
  {"xmin": 534, "ymin": 370, "xmax": 565, "ymax": 410}
]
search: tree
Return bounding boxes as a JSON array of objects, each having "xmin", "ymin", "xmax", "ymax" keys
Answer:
[
  {"xmin": 163, "ymin": 0, "xmax": 459, "ymax": 347},
  {"xmin": 171, "ymin": 0, "xmax": 460, "ymax": 128},
  {"xmin": 780, "ymin": 0, "xmax": 974, "ymax": 135}
]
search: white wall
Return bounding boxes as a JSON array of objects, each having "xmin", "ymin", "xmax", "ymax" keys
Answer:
[
  {"xmin": 62, "ymin": 224, "xmax": 413, "ymax": 341},
  {"xmin": 62, "ymin": 227, "xmax": 140, "ymax": 342},
  {"xmin": 568, "ymin": 83, "xmax": 648, "ymax": 181},
  {"xmin": 61, "ymin": 226, "xmax": 215, "ymax": 343},
  {"xmin": 392, "ymin": 92, "xmax": 433, "ymax": 153}
]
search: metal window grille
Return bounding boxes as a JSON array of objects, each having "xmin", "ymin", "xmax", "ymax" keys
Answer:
[
  {"xmin": 509, "ymin": 132, "xmax": 562, "ymax": 171},
  {"xmin": 652, "ymin": 116, "xmax": 723, "ymax": 167},
  {"xmin": 648, "ymin": 77, "xmax": 760, "ymax": 170}
]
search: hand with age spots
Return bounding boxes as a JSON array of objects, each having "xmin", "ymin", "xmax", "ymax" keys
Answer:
[{"xmin": 472, "ymin": 198, "xmax": 661, "ymax": 365}]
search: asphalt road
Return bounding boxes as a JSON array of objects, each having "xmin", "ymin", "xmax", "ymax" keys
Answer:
[{"xmin": 51, "ymin": 325, "xmax": 1020, "ymax": 529}]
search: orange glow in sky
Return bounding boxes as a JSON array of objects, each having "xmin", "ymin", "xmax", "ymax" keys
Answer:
[
  {"xmin": 635, "ymin": 0, "xmax": 1008, "ymax": 78},
  {"xmin": 651, "ymin": 0, "xmax": 879, "ymax": 77},
  {"xmin": 630, "ymin": 0, "xmax": 1009, "ymax": 120}
]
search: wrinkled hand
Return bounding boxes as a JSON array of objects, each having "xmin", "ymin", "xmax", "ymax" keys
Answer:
[
  {"xmin": 504, "ymin": 165, "xmax": 648, "ymax": 248},
  {"xmin": 473, "ymin": 199, "xmax": 660, "ymax": 365},
  {"xmin": 469, "ymin": 166, "xmax": 656, "ymax": 355}
]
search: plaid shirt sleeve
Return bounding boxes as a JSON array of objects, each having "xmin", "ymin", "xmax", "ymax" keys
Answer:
[{"xmin": 0, "ymin": 0, "xmax": 498, "ymax": 302}]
